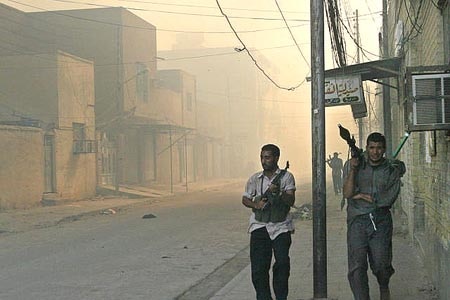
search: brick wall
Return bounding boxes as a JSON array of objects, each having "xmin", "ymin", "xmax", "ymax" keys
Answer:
[{"xmin": 388, "ymin": 1, "xmax": 450, "ymax": 298}]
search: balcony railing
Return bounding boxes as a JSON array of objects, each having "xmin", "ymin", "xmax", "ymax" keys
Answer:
[{"xmin": 73, "ymin": 140, "xmax": 97, "ymax": 154}]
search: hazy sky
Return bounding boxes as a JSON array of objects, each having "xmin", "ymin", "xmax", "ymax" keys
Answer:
[
  {"xmin": 2, "ymin": 0, "xmax": 383, "ymax": 88},
  {"xmin": 1, "ymin": 0, "xmax": 383, "ymax": 171}
]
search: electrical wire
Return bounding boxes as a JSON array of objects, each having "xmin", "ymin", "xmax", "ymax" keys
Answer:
[
  {"xmin": 215, "ymin": 0, "xmax": 305, "ymax": 91},
  {"xmin": 0, "ymin": 43, "xmax": 304, "ymax": 71},
  {"xmin": 119, "ymin": 0, "xmax": 308, "ymax": 15},
  {"xmin": 364, "ymin": 0, "xmax": 379, "ymax": 24},
  {"xmin": 430, "ymin": 0, "xmax": 441, "ymax": 9},
  {"xmin": 19, "ymin": 0, "xmax": 308, "ymax": 22},
  {"xmin": 338, "ymin": 0, "xmax": 382, "ymax": 61},
  {"xmin": 3, "ymin": 0, "xmax": 310, "ymax": 35},
  {"xmin": 325, "ymin": 0, "xmax": 347, "ymax": 67},
  {"xmin": 197, "ymin": 89, "xmax": 308, "ymax": 104},
  {"xmin": 336, "ymin": 13, "xmax": 378, "ymax": 60},
  {"xmin": 274, "ymin": 0, "xmax": 310, "ymax": 68},
  {"xmin": 403, "ymin": 0, "xmax": 423, "ymax": 36}
]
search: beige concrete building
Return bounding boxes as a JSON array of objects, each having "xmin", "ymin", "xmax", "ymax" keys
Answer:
[
  {"xmin": 195, "ymin": 101, "xmax": 227, "ymax": 179},
  {"xmin": 24, "ymin": 7, "xmax": 197, "ymax": 189},
  {"xmin": 0, "ymin": 51, "xmax": 96, "ymax": 207},
  {"xmin": 159, "ymin": 46, "xmax": 279, "ymax": 178}
]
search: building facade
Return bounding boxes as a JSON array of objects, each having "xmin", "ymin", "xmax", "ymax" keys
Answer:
[
  {"xmin": 0, "ymin": 51, "xmax": 96, "ymax": 206},
  {"xmin": 26, "ymin": 7, "xmax": 197, "ymax": 189},
  {"xmin": 386, "ymin": 1, "xmax": 450, "ymax": 298}
]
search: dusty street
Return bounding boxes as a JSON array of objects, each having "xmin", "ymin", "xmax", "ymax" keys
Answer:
[
  {"xmin": 0, "ymin": 181, "xmax": 436, "ymax": 300},
  {"xmin": 0, "ymin": 183, "xmax": 250, "ymax": 300}
]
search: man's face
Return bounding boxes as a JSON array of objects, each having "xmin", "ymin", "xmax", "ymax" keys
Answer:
[
  {"xmin": 366, "ymin": 141, "xmax": 385, "ymax": 165},
  {"xmin": 260, "ymin": 150, "xmax": 279, "ymax": 171}
]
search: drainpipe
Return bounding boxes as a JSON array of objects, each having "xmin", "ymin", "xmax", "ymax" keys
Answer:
[{"xmin": 382, "ymin": 0, "xmax": 392, "ymax": 157}]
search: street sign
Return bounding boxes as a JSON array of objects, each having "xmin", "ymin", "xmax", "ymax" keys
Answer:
[{"xmin": 325, "ymin": 75, "xmax": 363, "ymax": 106}]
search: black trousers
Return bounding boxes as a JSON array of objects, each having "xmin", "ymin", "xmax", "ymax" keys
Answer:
[
  {"xmin": 332, "ymin": 172, "xmax": 342, "ymax": 194},
  {"xmin": 250, "ymin": 227, "xmax": 292, "ymax": 300},
  {"xmin": 347, "ymin": 211, "xmax": 395, "ymax": 300}
]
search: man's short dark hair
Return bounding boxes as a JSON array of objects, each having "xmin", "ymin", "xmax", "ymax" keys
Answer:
[
  {"xmin": 366, "ymin": 132, "xmax": 386, "ymax": 148},
  {"xmin": 261, "ymin": 144, "xmax": 280, "ymax": 157}
]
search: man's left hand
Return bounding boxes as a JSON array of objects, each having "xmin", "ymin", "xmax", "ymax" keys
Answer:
[{"xmin": 352, "ymin": 193, "xmax": 373, "ymax": 203}]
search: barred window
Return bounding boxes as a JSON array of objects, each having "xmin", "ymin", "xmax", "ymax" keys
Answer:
[{"xmin": 136, "ymin": 63, "xmax": 149, "ymax": 103}]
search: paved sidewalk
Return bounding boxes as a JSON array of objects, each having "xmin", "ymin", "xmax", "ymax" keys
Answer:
[
  {"xmin": 0, "ymin": 180, "xmax": 437, "ymax": 299},
  {"xmin": 211, "ymin": 192, "xmax": 436, "ymax": 300}
]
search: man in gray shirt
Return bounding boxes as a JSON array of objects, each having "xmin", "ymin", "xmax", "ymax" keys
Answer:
[{"xmin": 343, "ymin": 132, "xmax": 405, "ymax": 300}]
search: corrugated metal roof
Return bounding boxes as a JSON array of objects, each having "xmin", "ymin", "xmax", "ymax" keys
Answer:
[{"xmin": 324, "ymin": 57, "xmax": 402, "ymax": 81}]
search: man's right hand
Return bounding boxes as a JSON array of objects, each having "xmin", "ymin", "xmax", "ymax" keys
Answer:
[
  {"xmin": 349, "ymin": 157, "xmax": 360, "ymax": 169},
  {"xmin": 242, "ymin": 195, "xmax": 268, "ymax": 210},
  {"xmin": 254, "ymin": 197, "xmax": 268, "ymax": 210}
]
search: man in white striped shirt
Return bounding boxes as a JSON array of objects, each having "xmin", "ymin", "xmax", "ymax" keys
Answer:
[{"xmin": 242, "ymin": 144, "xmax": 296, "ymax": 300}]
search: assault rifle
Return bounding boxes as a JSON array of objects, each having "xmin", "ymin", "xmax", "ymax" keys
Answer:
[{"xmin": 260, "ymin": 161, "xmax": 290, "ymax": 210}]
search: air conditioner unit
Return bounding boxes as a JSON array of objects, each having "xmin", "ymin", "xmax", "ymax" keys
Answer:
[{"xmin": 406, "ymin": 66, "xmax": 450, "ymax": 132}]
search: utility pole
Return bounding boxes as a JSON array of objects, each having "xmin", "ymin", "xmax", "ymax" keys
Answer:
[
  {"xmin": 355, "ymin": 9, "xmax": 364, "ymax": 148},
  {"xmin": 355, "ymin": 9, "xmax": 361, "ymax": 64},
  {"xmin": 226, "ymin": 77, "xmax": 232, "ymax": 177},
  {"xmin": 382, "ymin": 0, "xmax": 392, "ymax": 157},
  {"xmin": 311, "ymin": 0, "xmax": 327, "ymax": 298},
  {"xmin": 367, "ymin": 83, "xmax": 372, "ymax": 133}
]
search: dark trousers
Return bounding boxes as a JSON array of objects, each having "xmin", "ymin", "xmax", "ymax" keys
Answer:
[
  {"xmin": 332, "ymin": 172, "xmax": 342, "ymax": 194},
  {"xmin": 347, "ymin": 211, "xmax": 395, "ymax": 300},
  {"xmin": 250, "ymin": 227, "xmax": 292, "ymax": 300}
]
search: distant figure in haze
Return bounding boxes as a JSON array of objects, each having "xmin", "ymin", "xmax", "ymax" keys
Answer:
[
  {"xmin": 326, "ymin": 152, "xmax": 343, "ymax": 195},
  {"xmin": 242, "ymin": 144, "xmax": 296, "ymax": 300}
]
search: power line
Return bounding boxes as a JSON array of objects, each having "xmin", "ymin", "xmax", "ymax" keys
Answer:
[
  {"xmin": 274, "ymin": 0, "xmax": 310, "ymax": 68},
  {"xmin": 21, "ymin": 0, "xmax": 308, "ymax": 22},
  {"xmin": 363, "ymin": 0, "xmax": 379, "ymax": 24},
  {"xmin": 3, "ymin": 0, "xmax": 310, "ymax": 34},
  {"xmin": 155, "ymin": 24, "xmax": 309, "ymax": 35},
  {"xmin": 402, "ymin": 0, "xmax": 428, "ymax": 44},
  {"xmin": 120, "ymin": 0, "xmax": 381, "ymax": 20},
  {"xmin": 403, "ymin": 0, "xmax": 423, "ymax": 36},
  {"xmin": 119, "ymin": 0, "xmax": 308, "ymax": 15},
  {"xmin": 430, "ymin": 0, "xmax": 441, "ymax": 9},
  {"xmin": 0, "ymin": 43, "xmax": 305, "ymax": 70},
  {"xmin": 215, "ymin": 0, "xmax": 305, "ymax": 91},
  {"xmin": 336, "ymin": 11, "xmax": 379, "ymax": 60},
  {"xmin": 3, "ymin": 0, "xmax": 378, "ymax": 35},
  {"xmin": 197, "ymin": 89, "xmax": 308, "ymax": 104},
  {"xmin": 325, "ymin": 0, "xmax": 347, "ymax": 67}
]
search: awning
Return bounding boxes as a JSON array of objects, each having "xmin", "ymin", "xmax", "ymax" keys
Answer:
[
  {"xmin": 125, "ymin": 115, "xmax": 194, "ymax": 134},
  {"xmin": 324, "ymin": 57, "xmax": 402, "ymax": 81}
]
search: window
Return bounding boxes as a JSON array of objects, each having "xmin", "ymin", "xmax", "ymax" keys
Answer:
[
  {"xmin": 186, "ymin": 92, "xmax": 193, "ymax": 111},
  {"xmin": 73, "ymin": 123, "xmax": 85, "ymax": 141},
  {"xmin": 73, "ymin": 123, "xmax": 96, "ymax": 153},
  {"xmin": 136, "ymin": 63, "xmax": 149, "ymax": 103},
  {"xmin": 412, "ymin": 74, "xmax": 450, "ymax": 125},
  {"xmin": 406, "ymin": 69, "xmax": 450, "ymax": 132}
]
